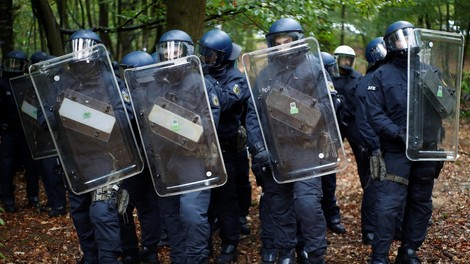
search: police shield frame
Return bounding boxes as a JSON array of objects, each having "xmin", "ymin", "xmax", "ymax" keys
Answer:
[
  {"xmin": 9, "ymin": 74, "xmax": 57, "ymax": 159},
  {"xmin": 242, "ymin": 37, "xmax": 348, "ymax": 183},
  {"xmin": 29, "ymin": 44, "xmax": 144, "ymax": 194},
  {"xmin": 407, "ymin": 29, "xmax": 464, "ymax": 161},
  {"xmin": 124, "ymin": 55, "xmax": 227, "ymax": 196}
]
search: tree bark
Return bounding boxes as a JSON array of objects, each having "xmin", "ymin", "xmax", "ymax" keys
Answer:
[
  {"xmin": 31, "ymin": 0, "xmax": 64, "ymax": 56},
  {"xmin": 0, "ymin": 0, "xmax": 14, "ymax": 57},
  {"xmin": 99, "ymin": 1, "xmax": 114, "ymax": 56},
  {"xmin": 165, "ymin": 0, "xmax": 206, "ymax": 40}
]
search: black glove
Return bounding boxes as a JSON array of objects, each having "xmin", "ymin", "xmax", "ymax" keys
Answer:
[
  {"xmin": 251, "ymin": 149, "xmax": 271, "ymax": 186},
  {"xmin": 369, "ymin": 150, "xmax": 386, "ymax": 180},
  {"xmin": 335, "ymin": 94, "xmax": 345, "ymax": 113}
]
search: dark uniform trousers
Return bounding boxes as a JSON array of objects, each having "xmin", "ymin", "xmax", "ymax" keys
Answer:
[{"xmin": 372, "ymin": 151, "xmax": 435, "ymax": 259}]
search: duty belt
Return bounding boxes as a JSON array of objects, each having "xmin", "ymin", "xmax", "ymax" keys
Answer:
[
  {"xmin": 384, "ymin": 173, "xmax": 409, "ymax": 186},
  {"xmin": 92, "ymin": 184, "xmax": 120, "ymax": 201}
]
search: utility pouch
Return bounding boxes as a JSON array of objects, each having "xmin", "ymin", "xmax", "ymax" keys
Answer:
[
  {"xmin": 117, "ymin": 188, "xmax": 130, "ymax": 215},
  {"xmin": 369, "ymin": 152, "xmax": 386, "ymax": 181}
]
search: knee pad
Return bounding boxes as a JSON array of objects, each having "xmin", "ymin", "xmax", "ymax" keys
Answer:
[{"xmin": 411, "ymin": 161, "xmax": 442, "ymax": 184}]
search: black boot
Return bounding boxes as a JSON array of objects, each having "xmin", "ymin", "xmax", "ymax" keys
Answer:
[
  {"xmin": 296, "ymin": 249, "xmax": 309, "ymax": 264},
  {"xmin": 327, "ymin": 218, "xmax": 346, "ymax": 234},
  {"xmin": 139, "ymin": 245, "xmax": 159, "ymax": 264},
  {"xmin": 261, "ymin": 247, "xmax": 277, "ymax": 264},
  {"xmin": 395, "ymin": 247, "xmax": 421, "ymax": 264},
  {"xmin": 307, "ymin": 250, "xmax": 325, "ymax": 264},
  {"xmin": 216, "ymin": 244, "xmax": 237, "ymax": 264},
  {"xmin": 277, "ymin": 248, "xmax": 295, "ymax": 264},
  {"xmin": 370, "ymin": 254, "xmax": 389, "ymax": 264}
]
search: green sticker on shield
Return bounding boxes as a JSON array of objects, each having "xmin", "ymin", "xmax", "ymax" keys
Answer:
[
  {"xmin": 437, "ymin": 85, "xmax": 443, "ymax": 97},
  {"xmin": 171, "ymin": 119, "xmax": 181, "ymax": 131},
  {"xmin": 290, "ymin": 102, "xmax": 299, "ymax": 115}
]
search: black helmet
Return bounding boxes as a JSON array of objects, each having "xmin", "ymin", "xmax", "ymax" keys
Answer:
[
  {"xmin": 266, "ymin": 18, "xmax": 304, "ymax": 48},
  {"xmin": 121, "ymin": 51, "xmax": 154, "ymax": 69},
  {"xmin": 383, "ymin": 21, "xmax": 417, "ymax": 54},
  {"xmin": 65, "ymin": 29, "xmax": 102, "ymax": 54},
  {"xmin": 30, "ymin": 51, "xmax": 49, "ymax": 64},
  {"xmin": 2, "ymin": 50, "xmax": 29, "ymax": 73},
  {"xmin": 197, "ymin": 29, "xmax": 232, "ymax": 68},
  {"xmin": 320, "ymin": 51, "xmax": 339, "ymax": 77},
  {"xmin": 157, "ymin": 29, "xmax": 194, "ymax": 62},
  {"xmin": 365, "ymin": 37, "xmax": 387, "ymax": 68}
]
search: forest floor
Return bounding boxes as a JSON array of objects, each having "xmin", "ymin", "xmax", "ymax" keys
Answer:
[{"xmin": 0, "ymin": 120, "xmax": 469, "ymax": 264}]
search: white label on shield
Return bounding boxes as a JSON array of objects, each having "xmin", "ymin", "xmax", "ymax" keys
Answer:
[
  {"xmin": 148, "ymin": 104, "xmax": 203, "ymax": 143},
  {"xmin": 21, "ymin": 101, "xmax": 38, "ymax": 120},
  {"xmin": 59, "ymin": 98, "xmax": 116, "ymax": 133}
]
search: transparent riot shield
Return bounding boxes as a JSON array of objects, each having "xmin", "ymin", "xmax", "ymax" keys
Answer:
[
  {"xmin": 124, "ymin": 55, "xmax": 227, "ymax": 196},
  {"xmin": 407, "ymin": 29, "xmax": 464, "ymax": 161},
  {"xmin": 242, "ymin": 37, "xmax": 348, "ymax": 183},
  {"xmin": 29, "ymin": 44, "xmax": 144, "ymax": 194},
  {"xmin": 9, "ymin": 74, "xmax": 57, "ymax": 159}
]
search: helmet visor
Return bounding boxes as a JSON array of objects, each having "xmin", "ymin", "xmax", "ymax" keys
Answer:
[
  {"xmin": 369, "ymin": 43, "xmax": 387, "ymax": 62},
  {"xmin": 158, "ymin": 41, "xmax": 192, "ymax": 61},
  {"xmin": 385, "ymin": 28, "xmax": 418, "ymax": 52},
  {"xmin": 266, "ymin": 32, "xmax": 303, "ymax": 48},
  {"xmin": 2, "ymin": 57, "xmax": 28, "ymax": 72},
  {"xmin": 335, "ymin": 54, "xmax": 355, "ymax": 68},
  {"xmin": 65, "ymin": 38, "xmax": 99, "ymax": 54},
  {"xmin": 197, "ymin": 44, "xmax": 225, "ymax": 67},
  {"xmin": 326, "ymin": 63, "xmax": 340, "ymax": 77}
]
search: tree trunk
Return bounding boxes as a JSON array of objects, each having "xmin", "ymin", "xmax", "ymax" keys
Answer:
[
  {"xmin": 31, "ymin": 0, "xmax": 64, "ymax": 56},
  {"xmin": 165, "ymin": 0, "xmax": 206, "ymax": 40},
  {"xmin": 99, "ymin": 1, "xmax": 113, "ymax": 56},
  {"xmin": 0, "ymin": 0, "xmax": 14, "ymax": 57}
]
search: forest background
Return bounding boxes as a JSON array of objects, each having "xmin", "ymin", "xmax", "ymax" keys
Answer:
[{"xmin": 0, "ymin": 0, "xmax": 469, "ymax": 263}]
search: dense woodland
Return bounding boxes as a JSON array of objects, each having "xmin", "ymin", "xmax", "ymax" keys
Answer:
[
  {"xmin": 1, "ymin": 0, "xmax": 470, "ymax": 71},
  {"xmin": 1, "ymin": 0, "xmax": 470, "ymax": 263}
]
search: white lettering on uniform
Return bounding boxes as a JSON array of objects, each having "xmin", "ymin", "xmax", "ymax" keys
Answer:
[{"xmin": 367, "ymin": 86, "xmax": 376, "ymax": 91}]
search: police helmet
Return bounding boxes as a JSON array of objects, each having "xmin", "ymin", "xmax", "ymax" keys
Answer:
[
  {"xmin": 229, "ymin": 42, "xmax": 242, "ymax": 61},
  {"xmin": 65, "ymin": 29, "xmax": 102, "ymax": 54},
  {"xmin": 383, "ymin": 21, "xmax": 417, "ymax": 54},
  {"xmin": 30, "ymin": 51, "xmax": 49, "ymax": 64},
  {"xmin": 265, "ymin": 18, "xmax": 304, "ymax": 48},
  {"xmin": 320, "ymin": 51, "xmax": 339, "ymax": 77},
  {"xmin": 121, "ymin": 51, "xmax": 154, "ymax": 69},
  {"xmin": 365, "ymin": 37, "xmax": 387, "ymax": 68},
  {"xmin": 2, "ymin": 50, "xmax": 29, "ymax": 73},
  {"xmin": 151, "ymin": 51, "xmax": 159, "ymax": 63},
  {"xmin": 334, "ymin": 45, "xmax": 356, "ymax": 70},
  {"xmin": 157, "ymin": 29, "xmax": 194, "ymax": 62},
  {"xmin": 197, "ymin": 29, "xmax": 232, "ymax": 68}
]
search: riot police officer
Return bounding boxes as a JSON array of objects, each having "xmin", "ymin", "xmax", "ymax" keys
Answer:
[
  {"xmin": 354, "ymin": 37, "xmax": 388, "ymax": 245},
  {"xmin": 198, "ymin": 28, "xmax": 250, "ymax": 264},
  {"xmin": 37, "ymin": 29, "xmax": 125, "ymax": 264},
  {"xmin": 318, "ymin": 51, "xmax": 347, "ymax": 235},
  {"xmin": 365, "ymin": 21, "xmax": 444, "ymax": 264},
  {"xmin": 246, "ymin": 18, "xmax": 331, "ymax": 264},
  {"xmin": 30, "ymin": 50, "xmax": 68, "ymax": 217},
  {"xmin": 0, "ymin": 50, "xmax": 41, "ymax": 212},
  {"xmin": 229, "ymin": 42, "xmax": 253, "ymax": 236},
  {"xmin": 118, "ymin": 50, "xmax": 161, "ymax": 264},
  {"xmin": 151, "ymin": 29, "xmax": 223, "ymax": 264}
]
